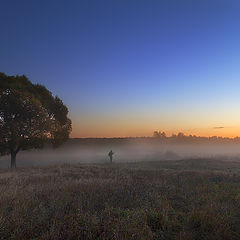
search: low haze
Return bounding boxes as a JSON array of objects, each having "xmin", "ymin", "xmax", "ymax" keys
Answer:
[{"xmin": 2, "ymin": 140, "xmax": 240, "ymax": 168}]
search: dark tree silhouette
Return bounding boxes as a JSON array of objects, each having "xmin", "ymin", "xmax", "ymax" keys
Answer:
[
  {"xmin": 153, "ymin": 131, "xmax": 160, "ymax": 138},
  {"xmin": 0, "ymin": 73, "xmax": 72, "ymax": 168},
  {"xmin": 153, "ymin": 131, "xmax": 166, "ymax": 138}
]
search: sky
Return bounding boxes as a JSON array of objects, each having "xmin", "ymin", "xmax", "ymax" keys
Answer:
[{"xmin": 1, "ymin": 0, "xmax": 240, "ymax": 138}]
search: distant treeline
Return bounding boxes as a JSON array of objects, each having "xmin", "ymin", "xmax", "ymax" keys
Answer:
[
  {"xmin": 57, "ymin": 132, "xmax": 240, "ymax": 149},
  {"xmin": 152, "ymin": 131, "xmax": 240, "ymax": 143}
]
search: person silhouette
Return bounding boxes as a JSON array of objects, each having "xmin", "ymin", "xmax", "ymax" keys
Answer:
[{"xmin": 108, "ymin": 150, "xmax": 114, "ymax": 163}]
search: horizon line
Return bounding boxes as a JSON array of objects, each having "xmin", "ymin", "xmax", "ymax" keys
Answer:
[{"xmin": 69, "ymin": 135, "xmax": 240, "ymax": 139}]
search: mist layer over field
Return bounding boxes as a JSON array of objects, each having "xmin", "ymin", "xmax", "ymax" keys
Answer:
[{"xmin": 1, "ymin": 138, "xmax": 240, "ymax": 168}]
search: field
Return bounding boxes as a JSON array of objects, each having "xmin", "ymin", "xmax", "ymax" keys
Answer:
[{"xmin": 1, "ymin": 159, "xmax": 240, "ymax": 239}]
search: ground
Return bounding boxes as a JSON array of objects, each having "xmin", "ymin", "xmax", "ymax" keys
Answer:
[{"xmin": 1, "ymin": 159, "xmax": 240, "ymax": 239}]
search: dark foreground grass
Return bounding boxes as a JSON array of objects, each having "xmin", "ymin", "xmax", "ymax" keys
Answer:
[{"xmin": 1, "ymin": 159, "xmax": 240, "ymax": 239}]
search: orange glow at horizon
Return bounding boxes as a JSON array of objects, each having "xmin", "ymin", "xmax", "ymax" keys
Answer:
[
  {"xmin": 70, "ymin": 122, "xmax": 240, "ymax": 139},
  {"xmin": 69, "ymin": 106, "xmax": 240, "ymax": 138}
]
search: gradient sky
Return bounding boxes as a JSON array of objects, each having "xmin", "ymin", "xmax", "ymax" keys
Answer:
[{"xmin": 1, "ymin": 0, "xmax": 240, "ymax": 137}]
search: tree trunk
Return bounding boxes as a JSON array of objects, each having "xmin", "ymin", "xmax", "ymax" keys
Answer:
[{"xmin": 11, "ymin": 152, "xmax": 17, "ymax": 168}]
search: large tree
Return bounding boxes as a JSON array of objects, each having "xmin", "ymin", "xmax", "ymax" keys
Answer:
[{"xmin": 0, "ymin": 73, "xmax": 72, "ymax": 168}]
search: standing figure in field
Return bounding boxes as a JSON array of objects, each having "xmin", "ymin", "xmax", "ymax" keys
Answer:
[{"xmin": 108, "ymin": 150, "xmax": 114, "ymax": 163}]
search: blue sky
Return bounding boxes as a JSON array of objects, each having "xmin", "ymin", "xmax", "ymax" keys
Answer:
[{"xmin": 1, "ymin": 0, "xmax": 240, "ymax": 137}]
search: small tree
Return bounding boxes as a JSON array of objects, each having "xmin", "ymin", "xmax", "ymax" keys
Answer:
[
  {"xmin": 0, "ymin": 73, "xmax": 72, "ymax": 168},
  {"xmin": 153, "ymin": 131, "xmax": 160, "ymax": 138},
  {"xmin": 153, "ymin": 131, "xmax": 166, "ymax": 138}
]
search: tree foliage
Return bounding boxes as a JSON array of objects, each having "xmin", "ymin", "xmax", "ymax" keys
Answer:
[
  {"xmin": 153, "ymin": 131, "xmax": 166, "ymax": 138},
  {"xmin": 0, "ymin": 73, "xmax": 72, "ymax": 167}
]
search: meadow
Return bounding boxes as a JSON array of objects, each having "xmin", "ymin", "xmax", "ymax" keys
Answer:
[{"xmin": 1, "ymin": 159, "xmax": 240, "ymax": 239}]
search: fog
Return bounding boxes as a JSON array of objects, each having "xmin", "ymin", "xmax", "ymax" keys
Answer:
[{"xmin": 1, "ymin": 140, "xmax": 240, "ymax": 168}]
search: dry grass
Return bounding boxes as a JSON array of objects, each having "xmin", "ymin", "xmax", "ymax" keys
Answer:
[{"xmin": 1, "ymin": 159, "xmax": 240, "ymax": 239}]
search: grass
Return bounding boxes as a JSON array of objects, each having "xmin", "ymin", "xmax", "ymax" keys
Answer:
[{"xmin": 1, "ymin": 159, "xmax": 240, "ymax": 239}]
